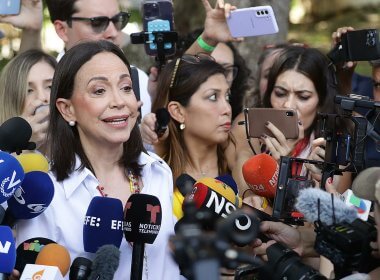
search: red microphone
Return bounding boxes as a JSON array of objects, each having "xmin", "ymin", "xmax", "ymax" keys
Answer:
[{"xmin": 242, "ymin": 153, "xmax": 279, "ymax": 199}]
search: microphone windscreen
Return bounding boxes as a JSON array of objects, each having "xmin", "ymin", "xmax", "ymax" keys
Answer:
[
  {"xmin": 7, "ymin": 171, "xmax": 54, "ymax": 219},
  {"xmin": 155, "ymin": 108, "xmax": 170, "ymax": 127},
  {"xmin": 352, "ymin": 167, "xmax": 380, "ymax": 202},
  {"xmin": 295, "ymin": 188, "xmax": 358, "ymax": 225},
  {"xmin": 0, "ymin": 151, "xmax": 25, "ymax": 204},
  {"xmin": 69, "ymin": 257, "xmax": 92, "ymax": 280},
  {"xmin": 175, "ymin": 173, "xmax": 196, "ymax": 196},
  {"xmin": 88, "ymin": 245, "xmax": 120, "ymax": 280},
  {"xmin": 16, "ymin": 153, "xmax": 49, "ymax": 173},
  {"xmin": 216, "ymin": 174, "xmax": 238, "ymax": 194},
  {"xmin": 0, "ymin": 226, "xmax": 16, "ymax": 273},
  {"xmin": 124, "ymin": 193, "xmax": 162, "ymax": 244},
  {"xmin": 83, "ymin": 196, "xmax": 124, "ymax": 253},
  {"xmin": 242, "ymin": 153, "xmax": 278, "ymax": 198},
  {"xmin": 35, "ymin": 243, "xmax": 71, "ymax": 276},
  {"xmin": 0, "ymin": 117, "xmax": 33, "ymax": 153},
  {"xmin": 15, "ymin": 237, "xmax": 56, "ymax": 274}
]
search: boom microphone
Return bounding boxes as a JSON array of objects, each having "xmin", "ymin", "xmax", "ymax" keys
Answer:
[
  {"xmin": 83, "ymin": 196, "xmax": 124, "ymax": 253},
  {"xmin": 154, "ymin": 108, "xmax": 170, "ymax": 138},
  {"xmin": 5, "ymin": 171, "xmax": 54, "ymax": 227},
  {"xmin": 0, "ymin": 151, "xmax": 25, "ymax": 204},
  {"xmin": 242, "ymin": 153, "xmax": 278, "ymax": 199},
  {"xmin": 124, "ymin": 193, "xmax": 162, "ymax": 280},
  {"xmin": 0, "ymin": 226, "xmax": 16, "ymax": 273},
  {"xmin": 295, "ymin": 188, "xmax": 358, "ymax": 225},
  {"xmin": 69, "ymin": 257, "xmax": 92, "ymax": 280},
  {"xmin": 0, "ymin": 117, "xmax": 36, "ymax": 153},
  {"xmin": 88, "ymin": 245, "xmax": 120, "ymax": 280}
]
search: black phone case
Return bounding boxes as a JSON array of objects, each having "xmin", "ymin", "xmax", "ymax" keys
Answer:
[
  {"xmin": 142, "ymin": 1, "xmax": 175, "ymax": 56},
  {"xmin": 342, "ymin": 29, "xmax": 380, "ymax": 61}
]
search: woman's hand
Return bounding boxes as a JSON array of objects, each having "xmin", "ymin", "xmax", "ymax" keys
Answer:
[
  {"xmin": 140, "ymin": 113, "xmax": 169, "ymax": 145},
  {"xmin": 0, "ymin": 0, "xmax": 42, "ymax": 30},
  {"xmin": 305, "ymin": 137, "xmax": 326, "ymax": 182},
  {"xmin": 259, "ymin": 120, "xmax": 304, "ymax": 161},
  {"xmin": 20, "ymin": 101, "xmax": 49, "ymax": 150}
]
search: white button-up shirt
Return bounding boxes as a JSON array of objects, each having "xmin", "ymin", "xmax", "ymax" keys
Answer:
[{"xmin": 15, "ymin": 152, "xmax": 181, "ymax": 280}]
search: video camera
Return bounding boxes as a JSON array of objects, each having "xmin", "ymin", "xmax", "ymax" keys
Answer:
[{"xmin": 327, "ymin": 29, "xmax": 380, "ymax": 63}]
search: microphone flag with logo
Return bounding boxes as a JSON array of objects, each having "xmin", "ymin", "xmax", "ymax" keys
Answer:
[
  {"xmin": 0, "ymin": 225, "xmax": 16, "ymax": 273},
  {"xmin": 83, "ymin": 196, "xmax": 124, "ymax": 253},
  {"xmin": 0, "ymin": 151, "xmax": 25, "ymax": 204},
  {"xmin": 15, "ymin": 237, "xmax": 56, "ymax": 274},
  {"xmin": 7, "ymin": 171, "xmax": 54, "ymax": 219}
]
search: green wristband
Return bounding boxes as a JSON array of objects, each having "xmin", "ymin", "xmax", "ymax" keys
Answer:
[{"xmin": 197, "ymin": 36, "xmax": 216, "ymax": 52}]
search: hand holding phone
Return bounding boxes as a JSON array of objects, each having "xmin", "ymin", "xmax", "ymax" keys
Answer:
[{"xmin": 227, "ymin": 6, "xmax": 279, "ymax": 38}]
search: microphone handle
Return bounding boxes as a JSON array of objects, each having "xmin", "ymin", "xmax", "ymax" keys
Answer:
[{"xmin": 130, "ymin": 242, "xmax": 145, "ymax": 280}]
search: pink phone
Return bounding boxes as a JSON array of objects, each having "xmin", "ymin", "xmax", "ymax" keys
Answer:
[{"xmin": 227, "ymin": 6, "xmax": 279, "ymax": 38}]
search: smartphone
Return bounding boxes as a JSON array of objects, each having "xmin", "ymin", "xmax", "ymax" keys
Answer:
[
  {"xmin": 0, "ymin": 0, "xmax": 20, "ymax": 15},
  {"xmin": 227, "ymin": 6, "xmax": 279, "ymax": 38},
  {"xmin": 142, "ymin": 0, "xmax": 175, "ymax": 56},
  {"xmin": 244, "ymin": 108, "xmax": 299, "ymax": 139}
]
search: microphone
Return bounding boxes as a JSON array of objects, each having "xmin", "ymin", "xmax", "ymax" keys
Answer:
[
  {"xmin": 216, "ymin": 174, "xmax": 238, "ymax": 194},
  {"xmin": 20, "ymin": 243, "xmax": 71, "ymax": 280},
  {"xmin": 176, "ymin": 173, "xmax": 196, "ymax": 196},
  {"xmin": 4, "ymin": 171, "xmax": 54, "ymax": 227},
  {"xmin": 0, "ymin": 117, "xmax": 36, "ymax": 154},
  {"xmin": 69, "ymin": 257, "xmax": 92, "ymax": 280},
  {"xmin": 242, "ymin": 153, "xmax": 278, "ymax": 199},
  {"xmin": 351, "ymin": 167, "xmax": 380, "ymax": 202},
  {"xmin": 16, "ymin": 153, "xmax": 49, "ymax": 173},
  {"xmin": 0, "ymin": 226, "xmax": 16, "ymax": 273},
  {"xmin": 35, "ymin": 243, "xmax": 71, "ymax": 276},
  {"xmin": 189, "ymin": 177, "xmax": 242, "ymax": 220},
  {"xmin": 295, "ymin": 188, "xmax": 358, "ymax": 225},
  {"xmin": 87, "ymin": 245, "xmax": 120, "ymax": 280},
  {"xmin": 0, "ymin": 151, "xmax": 25, "ymax": 204},
  {"xmin": 83, "ymin": 196, "xmax": 124, "ymax": 253},
  {"xmin": 124, "ymin": 193, "xmax": 162, "ymax": 280},
  {"xmin": 154, "ymin": 108, "xmax": 170, "ymax": 138},
  {"xmin": 14, "ymin": 237, "xmax": 56, "ymax": 274},
  {"xmin": 0, "ymin": 206, "xmax": 5, "ymax": 224}
]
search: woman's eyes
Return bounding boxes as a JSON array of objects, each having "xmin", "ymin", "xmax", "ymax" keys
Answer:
[{"xmin": 121, "ymin": 85, "xmax": 133, "ymax": 93}]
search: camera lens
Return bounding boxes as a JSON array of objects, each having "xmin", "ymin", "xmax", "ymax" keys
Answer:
[
  {"xmin": 286, "ymin": 111, "xmax": 294, "ymax": 117},
  {"xmin": 264, "ymin": 10, "xmax": 269, "ymax": 15}
]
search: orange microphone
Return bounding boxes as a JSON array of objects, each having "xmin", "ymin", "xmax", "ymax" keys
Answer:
[
  {"xmin": 35, "ymin": 243, "xmax": 71, "ymax": 276},
  {"xmin": 242, "ymin": 153, "xmax": 279, "ymax": 199}
]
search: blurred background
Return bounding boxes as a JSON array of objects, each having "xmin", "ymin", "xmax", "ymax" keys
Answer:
[{"xmin": 1, "ymin": 0, "xmax": 380, "ymax": 77}]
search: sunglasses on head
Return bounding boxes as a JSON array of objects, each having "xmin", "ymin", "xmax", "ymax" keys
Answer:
[
  {"xmin": 67, "ymin": 12, "xmax": 131, "ymax": 34},
  {"xmin": 169, "ymin": 53, "xmax": 215, "ymax": 88}
]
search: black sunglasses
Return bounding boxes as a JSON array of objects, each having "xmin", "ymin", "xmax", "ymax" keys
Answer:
[{"xmin": 67, "ymin": 12, "xmax": 131, "ymax": 34}]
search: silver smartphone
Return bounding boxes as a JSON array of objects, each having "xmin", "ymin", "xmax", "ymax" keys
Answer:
[
  {"xmin": 227, "ymin": 6, "xmax": 279, "ymax": 38},
  {"xmin": 0, "ymin": 0, "xmax": 21, "ymax": 15}
]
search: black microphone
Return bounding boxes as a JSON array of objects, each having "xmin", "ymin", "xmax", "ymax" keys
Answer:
[
  {"xmin": 154, "ymin": 108, "xmax": 170, "ymax": 138},
  {"xmin": 0, "ymin": 117, "xmax": 36, "ymax": 154},
  {"xmin": 69, "ymin": 257, "xmax": 92, "ymax": 280},
  {"xmin": 124, "ymin": 194, "xmax": 162, "ymax": 280},
  {"xmin": 0, "ymin": 206, "xmax": 5, "ymax": 224},
  {"xmin": 87, "ymin": 245, "xmax": 120, "ymax": 280}
]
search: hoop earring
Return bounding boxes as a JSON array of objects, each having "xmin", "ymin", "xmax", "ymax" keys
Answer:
[
  {"xmin": 69, "ymin": 120, "xmax": 76, "ymax": 126},
  {"xmin": 179, "ymin": 123, "xmax": 185, "ymax": 130}
]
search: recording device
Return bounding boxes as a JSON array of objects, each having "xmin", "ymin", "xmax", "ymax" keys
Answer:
[
  {"xmin": 258, "ymin": 242, "xmax": 326, "ymax": 280},
  {"xmin": 242, "ymin": 153, "xmax": 279, "ymax": 199},
  {"xmin": 124, "ymin": 193, "xmax": 162, "ymax": 280},
  {"xmin": 20, "ymin": 264, "xmax": 64, "ymax": 280},
  {"xmin": 83, "ymin": 196, "xmax": 124, "ymax": 253},
  {"xmin": 35, "ymin": 244, "xmax": 71, "ymax": 276},
  {"xmin": 69, "ymin": 257, "xmax": 92, "ymax": 280},
  {"xmin": 154, "ymin": 107, "xmax": 170, "ymax": 138},
  {"xmin": 327, "ymin": 29, "xmax": 380, "ymax": 63},
  {"xmin": 0, "ymin": 226, "xmax": 16, "ymax": 274},
  {"xmin": 227, "ymin": 6, "xmax": 279, "ymax": 38},
  {"xmin": 0, "ymin": 151, "xmax": 25, "ymax": 204},
  {"xmin": 14, "ymin": 237, "xmax": 56, "ymax": 274},
  {"xmin": 0, "ymin": 117, "xmax": 36, "ymax": 154},
  {"xmin": 244, "ymin": 108, "xmax": 299, "ymax": 139},
  {"xmin": 216, "ymin": 174, "xmax": 239, "ymax": 195},
  {"xmin": 16, "ymin": 152, "xmax": 49, "ymax": 173},
  {"xmin": 88, "ymin": 245, "xmax": 120, "ymax": 280},
  {"xmin": 131, "ymin": 0, "xmax": 177, "ymax": 68},
  {"xmin": 0, "ymin": 0, "xmax": 21, "ymax": 15},
  {"xmin": 272, "ymin": 156, "xmax": 316, "ymax": 224}
]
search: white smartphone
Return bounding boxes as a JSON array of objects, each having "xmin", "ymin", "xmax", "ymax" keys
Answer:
[
  {"xmin": 227, "ymin": 6, "xmax": 279, "ymax": 38},
  {"xmin": 0, "ymin": 0, "xmax": 21, "ymax": 15}
]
